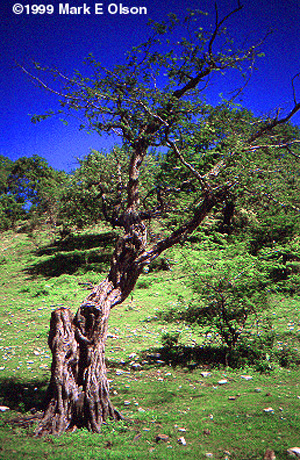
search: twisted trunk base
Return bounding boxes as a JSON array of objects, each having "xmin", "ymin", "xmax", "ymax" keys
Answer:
[
  {"xmin": 35, "ymin": 281, "xmax": 122, "ymax": 436},
  {"xmin": 33, "ymin": 193, "xmax": 221, "ymax": 436}
]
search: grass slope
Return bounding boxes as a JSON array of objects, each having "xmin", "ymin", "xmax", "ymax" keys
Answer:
[{"xmin": 0, "ymin": 227, "xmax": 300, "ymax": 459}]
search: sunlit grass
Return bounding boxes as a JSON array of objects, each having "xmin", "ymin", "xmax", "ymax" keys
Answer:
[{"xmin": 0, "ymin": 227, "xmax": 300, "ymax": 459}]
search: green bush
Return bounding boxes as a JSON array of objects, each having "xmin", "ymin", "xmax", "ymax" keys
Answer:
[
  {"xmin": 189, "ymin": 249, "xmax": 270, "ymax": 351},
  {"xmin": 161, "ymin": 331, "xmax": 180, "ymax": 349}
]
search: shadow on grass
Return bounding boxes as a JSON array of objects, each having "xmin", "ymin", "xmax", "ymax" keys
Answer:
[
  {"xmin": 0, "ymin": 377, "xmax": 48, "ymax": 413},
  {"xmin": 145, "ymin": 344, "xmax": 228, "ymax": 369},
  {"xmin": 26, "ymin": 231, "xmax": 117, "ymax": 278},
  {"xmin": 36, "ymin": 231, "xmax": 117, "ymax": 256},
  {"xmin": 142, "ymin": 341, "xmax": 277, "ymax": 369},
  {"xmin": 27, "ymin": 250, "xmax": 112, "ymax": 278}
]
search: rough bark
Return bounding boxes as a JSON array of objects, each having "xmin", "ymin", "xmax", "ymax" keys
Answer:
[
  {"xmin": 34, "ymin": 191, "xmax": 224, "ymax": 436},
  {"xmin": 34, "ymin": 280, "xmax": 122, "ymax": 436}
]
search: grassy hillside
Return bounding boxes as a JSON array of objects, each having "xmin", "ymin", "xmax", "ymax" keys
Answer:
[{"xmin": 0, "ymin": 227, "xmax": 300, "ymax": 459}]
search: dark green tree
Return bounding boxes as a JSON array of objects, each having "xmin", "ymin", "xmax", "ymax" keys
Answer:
[
  {"xmin": 0, "ymin": 156, "xmax": 25, "ymax": 230},
  {"xmin": 21, "ymin": 5, "xmax": 300, "ymax": 436},
  {"xmin": 58, "ymin": 146, "xmax": 158, "ymax": 230},
  {"xmin": 7, "ymin": 155, "xmax": 66, "ymax": 228}
]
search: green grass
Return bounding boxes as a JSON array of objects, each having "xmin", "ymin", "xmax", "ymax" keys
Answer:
[{"xmin": 1, "ymin": 226, "xmax": 300, "ymax": 459}]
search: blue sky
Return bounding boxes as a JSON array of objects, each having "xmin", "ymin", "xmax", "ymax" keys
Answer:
[{"xmin": 1, "ymin": 0, "xmax": 300, "ymax": 172}]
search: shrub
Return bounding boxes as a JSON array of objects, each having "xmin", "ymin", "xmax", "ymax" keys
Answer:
[{"xmin": 189, "ymin": 250, "xmax": 270, "ymax": 353}]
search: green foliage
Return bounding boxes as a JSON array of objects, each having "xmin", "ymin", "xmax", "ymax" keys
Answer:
[
  {"xmin": 16, "ymin": 8, "xmax": 300, "ymax": 262},
  {"xmin": 258, "ymin": 237, "xmax": 300, "ymax": 294},
  {"xmin": 0, "ymin": 155, "xmax": 67, "ymax": 231},
  {"xmin": 161, "ymin": 331, "xmax": 180, "ymax": 349},
  {"xmin": 25, "ymin": 8, "xmax": 300, "ymax": 239},
  {"xmin": 0, "ymin": 194, "xmax": 25, "ymax": 230},
  {"xmin": 173, "ymin": 244, "xmax": 271, "ymax": 353},
  {"xmin": 58, "ymin": 147, "xmax": 158, "ymax": 230}
]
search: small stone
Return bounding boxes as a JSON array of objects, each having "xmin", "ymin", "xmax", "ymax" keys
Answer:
[
  {"xmin": 131, "ymin": 363, "xmax": 142, "ymax": 370},
  {"xmin": 201, "ymin": 372, "xmax": 211, "ymax": 378},
  {"xmin": 149, "ymin": 352, "xmax": 161, "ymax": 359},
  {"xmin": 241, "ymin": 375, "xmax": 253, "ymax": 381},
  {"xmin": 263, "ymin": 407, "xmax": 274, "ymax": 413},
  {"xmin": 228, "ymin": 396, "xmax": 236, "ymax": 401},
  {"xmin": 116, "ymin": 369, "xmax": 124, "ymax": 375},
  {"xmin": 178, "ymin": 428, "xmax": 186, "ymax": 432},
  {"xmin": 205, "ymin": 453, "xmax": 214, "ymax": 458},
  {"xmin": 287, "ymin": 447, "xmax": 300, "ymax": 457},
  {"xmin": 0, "ymin": 406, "xmax": 10, "ymax": 412},
  {"xmin": 177, "ymin": 436, "xmax": 186, "ymax": 445},
  {"xmin": 218, "ymin": 379, "xmax": 228, "ymax": 385},
  {"xmin": 156, "ymin": 434, "xmax": 170, "ymax": 443},
  {"xmin": 129, "ymin": 353, "xmax": 137, "ymax": 359}
]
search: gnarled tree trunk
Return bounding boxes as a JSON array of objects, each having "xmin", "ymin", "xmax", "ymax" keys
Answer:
[
  {"xmin": 35, "ymin": 216, "xmax": 147, "ymax": 436},
  {"xmin": 34, "ymin": 280, "xmax": 122, "ymax": 436},
  {"xmin": 34, "ymin": 191, "xmax": 221, "ymax": 436}
]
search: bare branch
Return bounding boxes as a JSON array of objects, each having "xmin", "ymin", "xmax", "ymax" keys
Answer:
[
  {"xmin": 248, "ymin": 102, "xmax": 300, "ymax": 144},
  {"xmin": 248, "ymin": 139, "xmax": 300, "ymax": 152},
  {"xmin": 166, "ymin": 137, "xmax": 209, "ymax": 191},
  {"xmin": 208, "ymin": 3, "xmax": 243, "ymax": 60},
  {"xmin": 292, "ymin": 73, "xmax": 300, "ymax": 105},
  {"xmin": 204, "ymin": 160, "xmax": 227, "ymax": 179},
  {"xmin": 19, "ymin": 64, "xmax": 74, "ymax": 99}
]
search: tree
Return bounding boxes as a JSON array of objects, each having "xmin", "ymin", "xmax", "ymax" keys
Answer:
[
  {"xmin": 7, "ymin": 155, "xmax": 66, "ymax": 228},
  {"xmin": 58, "ymin": 146, "xmax": 158, "ymax": 230},
  {"xmin": 188, "ymin": 248, "xmax": 270, "ymax": 358},
  {"xmin": 0, "ymin": 156, "xmax": 25, "ymax": 230},
  {"xmin": 22, "ymin": 5, "xmax": 300, "ymax": 436}
]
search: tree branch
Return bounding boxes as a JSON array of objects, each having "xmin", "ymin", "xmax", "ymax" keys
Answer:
[
  {"xmin": 248, "ymin": 102, "xmax": 300, "ymax": 144},
  {"xmin": 248, "ymin": 139, "xmax": 300, "ymax": 152},
  {"xmin": 136, "ymin": 186, "xmax": 230, "ymax": 266},
  {"xmin": 166, "ymin": 137, "xmax": 209, "ymax": 191}
]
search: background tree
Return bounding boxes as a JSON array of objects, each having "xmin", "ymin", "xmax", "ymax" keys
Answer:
[
  {"xmin": 22, "ymin": 5, "xmax": 300, "ymax": 436},
  {"xmin": 58, "ymin": 146, "xmax": 158, "ymax": 230},
  {"xmin": 0, "ymin": 156, "xmax": 25, "ymax": 230},
  {"xmin": 5, "ymin": 155, "xmax": 66, "ymax": 230}
]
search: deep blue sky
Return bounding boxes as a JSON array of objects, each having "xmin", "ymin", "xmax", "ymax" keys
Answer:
[{"xmin": 1, "ymin": 0, "xmax": 300, "ymax": 172}]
